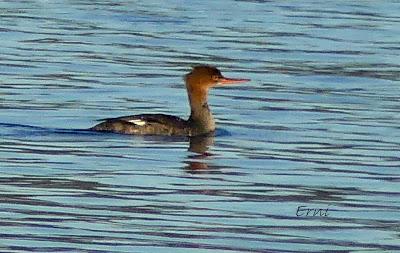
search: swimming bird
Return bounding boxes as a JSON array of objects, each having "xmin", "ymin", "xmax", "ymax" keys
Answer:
[{"xmin": 90, "ymin": 65, "xmax": 250, "ymax": 136}]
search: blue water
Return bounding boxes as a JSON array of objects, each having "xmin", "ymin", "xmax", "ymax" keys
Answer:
[{"xmin": 1, "ymin": 1, "xmax": 399, "ymax": 252}]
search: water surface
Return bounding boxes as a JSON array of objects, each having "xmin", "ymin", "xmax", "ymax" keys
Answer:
[{"xmin": 1, "ymin": 1, "xmax": 400, "ymax": 252}]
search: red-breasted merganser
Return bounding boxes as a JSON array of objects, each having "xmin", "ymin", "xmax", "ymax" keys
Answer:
[{"xmin": 90, "ymin": 65, "xmax": 250, "ymax": 136}]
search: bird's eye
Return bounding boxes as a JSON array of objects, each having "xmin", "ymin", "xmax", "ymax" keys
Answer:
[{"xmin": 211, "ymin": 75, "xmax": 219, "ymax": 81}]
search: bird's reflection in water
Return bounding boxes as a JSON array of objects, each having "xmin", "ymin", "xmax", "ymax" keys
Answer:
[
  {"xmin": 185, "ymin": 135, "xmax": 215, "ymax": 172},
  {"xmin": 126, "ymin": 133, "xmax": 216, "ymax": 173}
]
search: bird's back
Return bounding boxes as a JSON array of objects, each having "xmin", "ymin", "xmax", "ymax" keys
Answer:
[{"xmin": 90, "ymin": 114, "xmax": 190, "ymax": 136}]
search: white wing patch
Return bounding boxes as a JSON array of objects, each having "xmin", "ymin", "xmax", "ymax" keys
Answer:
[{"xmin": 128, "ymin": 119, "xmax": 146, "ymax": 126}]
